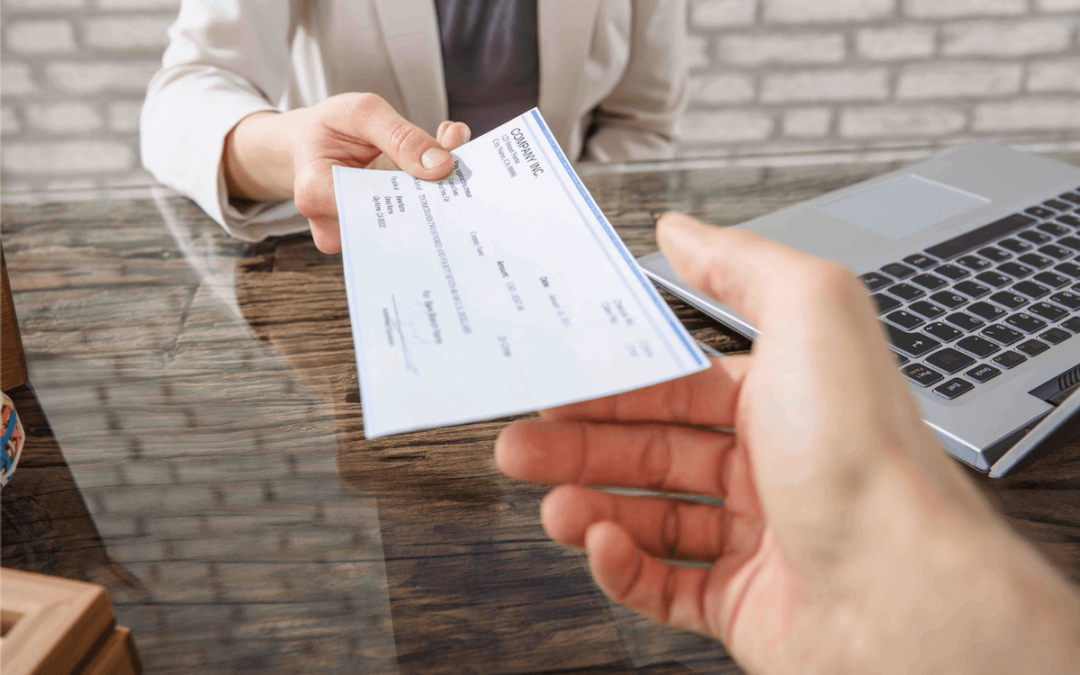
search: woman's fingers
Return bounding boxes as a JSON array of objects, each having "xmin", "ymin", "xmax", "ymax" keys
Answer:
[
  {"xmin": 541, "ymin": 355, "xmax": 750, "ymax": 426},
  {"xmin": 542, "ymin": 485, "xmax": 764, "ymax": 562},
  {"xmin": 335, "ymin": 93, "xmax": 455, "ymax": 180},
  {"xmin": 496, "ymin": 419, "xmax": 739, "ymax": 497},
  {"xmin": 438, "ymin": 121, "xmax": 471, "ymax": 150}
]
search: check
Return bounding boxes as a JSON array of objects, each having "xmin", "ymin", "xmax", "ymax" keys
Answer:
[{"xmin": 333, "ymin": 109, "xmax": 708, "ymax": 438}]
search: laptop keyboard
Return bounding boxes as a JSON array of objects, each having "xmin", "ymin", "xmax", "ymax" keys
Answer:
[{"xmin": 864, "ymin": 189, "xmax": 1080, "ymax": 400}]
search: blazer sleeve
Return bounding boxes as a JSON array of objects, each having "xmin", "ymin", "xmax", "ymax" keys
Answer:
[
  {"xmin": 140, "ymin": 0, "xmax": 307, "ymax": 241},
  {"xmin": 582, "ymin": 0, "xmax": 688, "ymax": 163}
]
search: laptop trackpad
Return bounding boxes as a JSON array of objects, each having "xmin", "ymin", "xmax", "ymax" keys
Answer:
[{"xmin": 817, "ymin": 174, "xmax": 990, "ymax": 240}]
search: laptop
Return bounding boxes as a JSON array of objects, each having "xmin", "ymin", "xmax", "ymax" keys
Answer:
[{"xmin": 637, "ymin": 142, "xmax": 1080, "ymax": 477}]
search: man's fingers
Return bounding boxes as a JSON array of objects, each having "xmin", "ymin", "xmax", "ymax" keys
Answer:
[
  {"xmin": 542, "ymin": 485, "xmax": 761, "ymax": 562},
  {"xmin": 337, "ymin": 93, "xmax": 454, "ymax": 180},
  {"xmin": 496, "ymin": 419, "xmax": 737, "ymax": 496},
  {"xmin": 657, "ymin": 212, "xmax": 839, "ymax": 329},
  {"xmin": 541, "ymin": 355, "xmax": 750, "ymax": 425},
  {"xmin": 585, "ymin": 522, "xmax": 715, "ymax": 636}
]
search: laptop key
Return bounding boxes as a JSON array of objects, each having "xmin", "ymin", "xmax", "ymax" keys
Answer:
[
  {"xmin": 945, "ymin": 312, "xmax": 984, "ymax": 331},
  {"xmin": 999, "ymin": 238, "xmax": 1032, "ymax": 253},
  {"xmin": 934, "ymin": 264, "xmax": 970, "ymax": 281},
  {"xmin": 930, "ymin": 291, "xmax": 967, "ymax": 309},
  {"xmin": 934, "ymin": 378, "xmax": 975, "ymax": 400},
  {"xmin": 1038, "ymin": 221, "xmax": 1070, "ymax": 236},
  {"xmin": 887, "ymin": 310, "xmax": 924, "ymax": 330},
  {"xmin": 926, "ymin": 348, "xmax": 976, "ymax": 374},
  {"xmin": 966, "ymin": 301, "xmax": 1006, "ymax": 322},
  {"xmin": 975, "ymin": 271, "xmax": 1011, "ymax": 288},
  {"xmin": 1006, "ymin": 312, "xmax": 1048, "ymax": 333},
  {"xmin": 861, "ymin": 271, "xmax": 893, "ymax": 291},
  {"xmin": 1025, "ymin": 206, "xmax": 1056, "ymax": 219},
  {"xmin": 1061, "ymin": 316, "xmax": 1080, "ymax": 332},
  {"xmin": 1033, "ymin": 271, "xmax": 1071, "ymax": 289},
  {"xmin": 1012, "ymin": 280, "xmax": 1050, "ymax": 299},
  {"xmin": 1054, "ymin": 262, "xmax": 1080, "ymax": 277},
  {"xmin": 901, "ymin": 363, "xmax": 944, "ymax": 387},
  {"xmin": 903, "ymin": 253, "xmax": 937, "ymax": 269},
  {"xmin": 909, "ymin": 300, "xmax": 945, "ymax": 319},
  {"xmin": 1050, "ymin": 291, "xmax": 1080, "ymax": 310},
  {"xmin": 954, "ymin": 280, "xmax": 990, "ymax": 298},
  {"xmin": 924, "ymin": 322, "xmax": 963, "ymax": 342},
  {"xmin": 884, "ymin": 324, "xmax": 941, "ymax": 357},
  {"xmin": 998, "ymin": 261, "xmax": 1033, "ymax": 278},
  {"xmin": 895, "ymin": 353, "xmax": 910, "ymax": 366},
  {"xmin": 978, "ymin": 246, "xmax": 1011, "ymax": 263},
  {"xmin": 1038, "ymin": 245, "xmax": 1072, "ymax": 260},
  {"xmin": 1059, "ymin": 192, "xmax": 1080, "ymax": 204},
  {"xmin": 992, "ymin": 351, "xmax": 1027, "ymax": 369},
  {"xmin": 1027, "ymin": 302, "xmax": 1067, "ymax": 322},
  {"xmin": 1032, "ymin": 271, "xmax": 1067, "ymax": 289},
  {"xmin": 1016, "ymin": 339, "xmax": 1050, "ymax": 357},
  {"xmin": 872, "ymin": 293, "xmax": 902, "ymax": 314},
  {"xmin": 1017, "ymin": 253, "xmax": 1052, "ymax": 269},
  {"xmin": 956, "ymin": 255, "xmax": 991, "ymax": 271},
  {"xmin": 988, "ymin": 291, "xmax": 1027, "ymax": 310},
  {"xmin": 966, "ymin": 364, "xmax": 1001, "ymax": 383},
  {"xmin": 910, "ymin": 273, "xmax": 948, "ymax": 290},
  {"xmin": 981, "ymin": 324, "xmax": 1024, "ymax": 345},
  {"xmin": 1057, "ymin": 215, "xmax": 1080, "ymax": 228},
  {"xmin": 1057, "ymin": 235, "xmax": 1080, "ymax": 250},
  {"xmin": 1019, "ymin": 230, "xmax": 1052, "ymax": 245},
  {"xmin": 1044, "ymin": 199, "xmax": 1071, "ymax": 211},
  {"xmin": 955, "ymin": 335, "xmax": 999, "ymax": 358},
  {"xmin": 881, "ymin": 262, "xmax": 917, "ymax": 279},
  {"xmin": 1038, "ymin": 327, "xmax": 1071, "ymax": 345},
  {"xmin": 887, "ymin": 283, "xmax": 925, "ymax": 301}
]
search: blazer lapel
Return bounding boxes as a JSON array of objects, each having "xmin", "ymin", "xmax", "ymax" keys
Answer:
[
  {"xmin": 538, "ymin": 0, "xmax": 600, "ymax": 151},
  {"xmin": 372, "ymin": 0, "xmax": 448, "ymax": 134}
]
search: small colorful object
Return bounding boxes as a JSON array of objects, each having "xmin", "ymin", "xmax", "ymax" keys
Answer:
[{"xmin": 1, "ymin": 392, "xmax": 24, "ymax": 488}]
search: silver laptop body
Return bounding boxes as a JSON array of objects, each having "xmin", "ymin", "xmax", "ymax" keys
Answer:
[{"xmin": 638, "ymin": 142, "xmax": 1080, "ymax": 475}]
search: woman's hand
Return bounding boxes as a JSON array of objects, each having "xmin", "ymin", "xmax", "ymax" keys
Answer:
[
  {"xmin": 223, "ymin": 93, "xmax": 470, "ymax": 253},
  {"xmin": 496, "ymin": 213, "xmax": 1080, "ymax": 675}
]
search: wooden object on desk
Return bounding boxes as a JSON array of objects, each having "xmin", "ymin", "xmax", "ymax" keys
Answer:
[
  {"xmin": 1, "ymin": 247, "xmax": 28, "ymax": 392},
  {"xmin": 0, "ymin": 569, "xmax": 142, "ymax": 675}
]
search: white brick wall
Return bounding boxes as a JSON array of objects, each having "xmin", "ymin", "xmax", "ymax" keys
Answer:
[
  {"xmin": 1029, "ymin": 59, "xmax": 1080, "ymax": 92},
  {"xmin": 905, "ymin": 0, "xmax": 1027, "ymax": 19},
  {"xmin": 685, "ymin": 0, "xmax": 1080, "ymax": 159},
  {"xmin": 1, "ymin": 0, "xmax": 1079, "ymax": 190}
]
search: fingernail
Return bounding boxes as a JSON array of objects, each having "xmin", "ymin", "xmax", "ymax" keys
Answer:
[
  {"xmin": 422, "ymin": 147, "xmax": 451, "ymax": 169},
  {"xmin": 460, "ymin": 126, "xmax": 471, "ymax": 144}
]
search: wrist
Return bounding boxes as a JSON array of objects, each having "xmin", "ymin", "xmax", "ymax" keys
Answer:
[
  {"xmin": 845, "ymin": 461, "xmax": 1080, "ymax": 675},
  {"xmin": 223, "ymin": 110, "xmax": 298, "ymax": 202}
]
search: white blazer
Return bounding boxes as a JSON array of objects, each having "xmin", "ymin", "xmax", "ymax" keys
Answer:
[{"xmin": 141, "ymin": 0, "xmax": 688, "ymax": 242}]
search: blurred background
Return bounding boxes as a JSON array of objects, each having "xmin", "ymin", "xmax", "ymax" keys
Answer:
[{"xmin": 1, "ymin": 0, "xmax": 1078, "ymax": 192}]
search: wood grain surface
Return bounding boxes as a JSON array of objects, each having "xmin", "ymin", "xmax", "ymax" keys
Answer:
[{"xmin": 2, "ymin": 156, "xmax": 1079, "ymax": 674}]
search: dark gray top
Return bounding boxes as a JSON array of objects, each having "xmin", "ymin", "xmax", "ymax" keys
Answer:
[{"xmin": 435, "ymin": 0, "xmax": 540, "ymax": 138}]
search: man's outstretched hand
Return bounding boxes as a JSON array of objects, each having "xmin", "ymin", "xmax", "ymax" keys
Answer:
[{"xmin": 496, "ymin": 213, "xmax": 1080, "ymax": 675}]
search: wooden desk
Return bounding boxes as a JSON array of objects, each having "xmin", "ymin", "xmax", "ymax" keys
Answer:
[{"xmin": 2, "ymin": 155, "xmax": 1079, "ymax": 674}]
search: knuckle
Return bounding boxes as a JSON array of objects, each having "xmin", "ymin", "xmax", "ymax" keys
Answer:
[
  {"xmin": 386, "ymin": 120, "xmax": 425, "ymax": 156},
  {"xmin": 342, "ymin": 91, "xmax": 383, "ymax": 117},
  {"xmin": 661, "ymin": 502, "xmax": 681, "ymax": 556}
]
